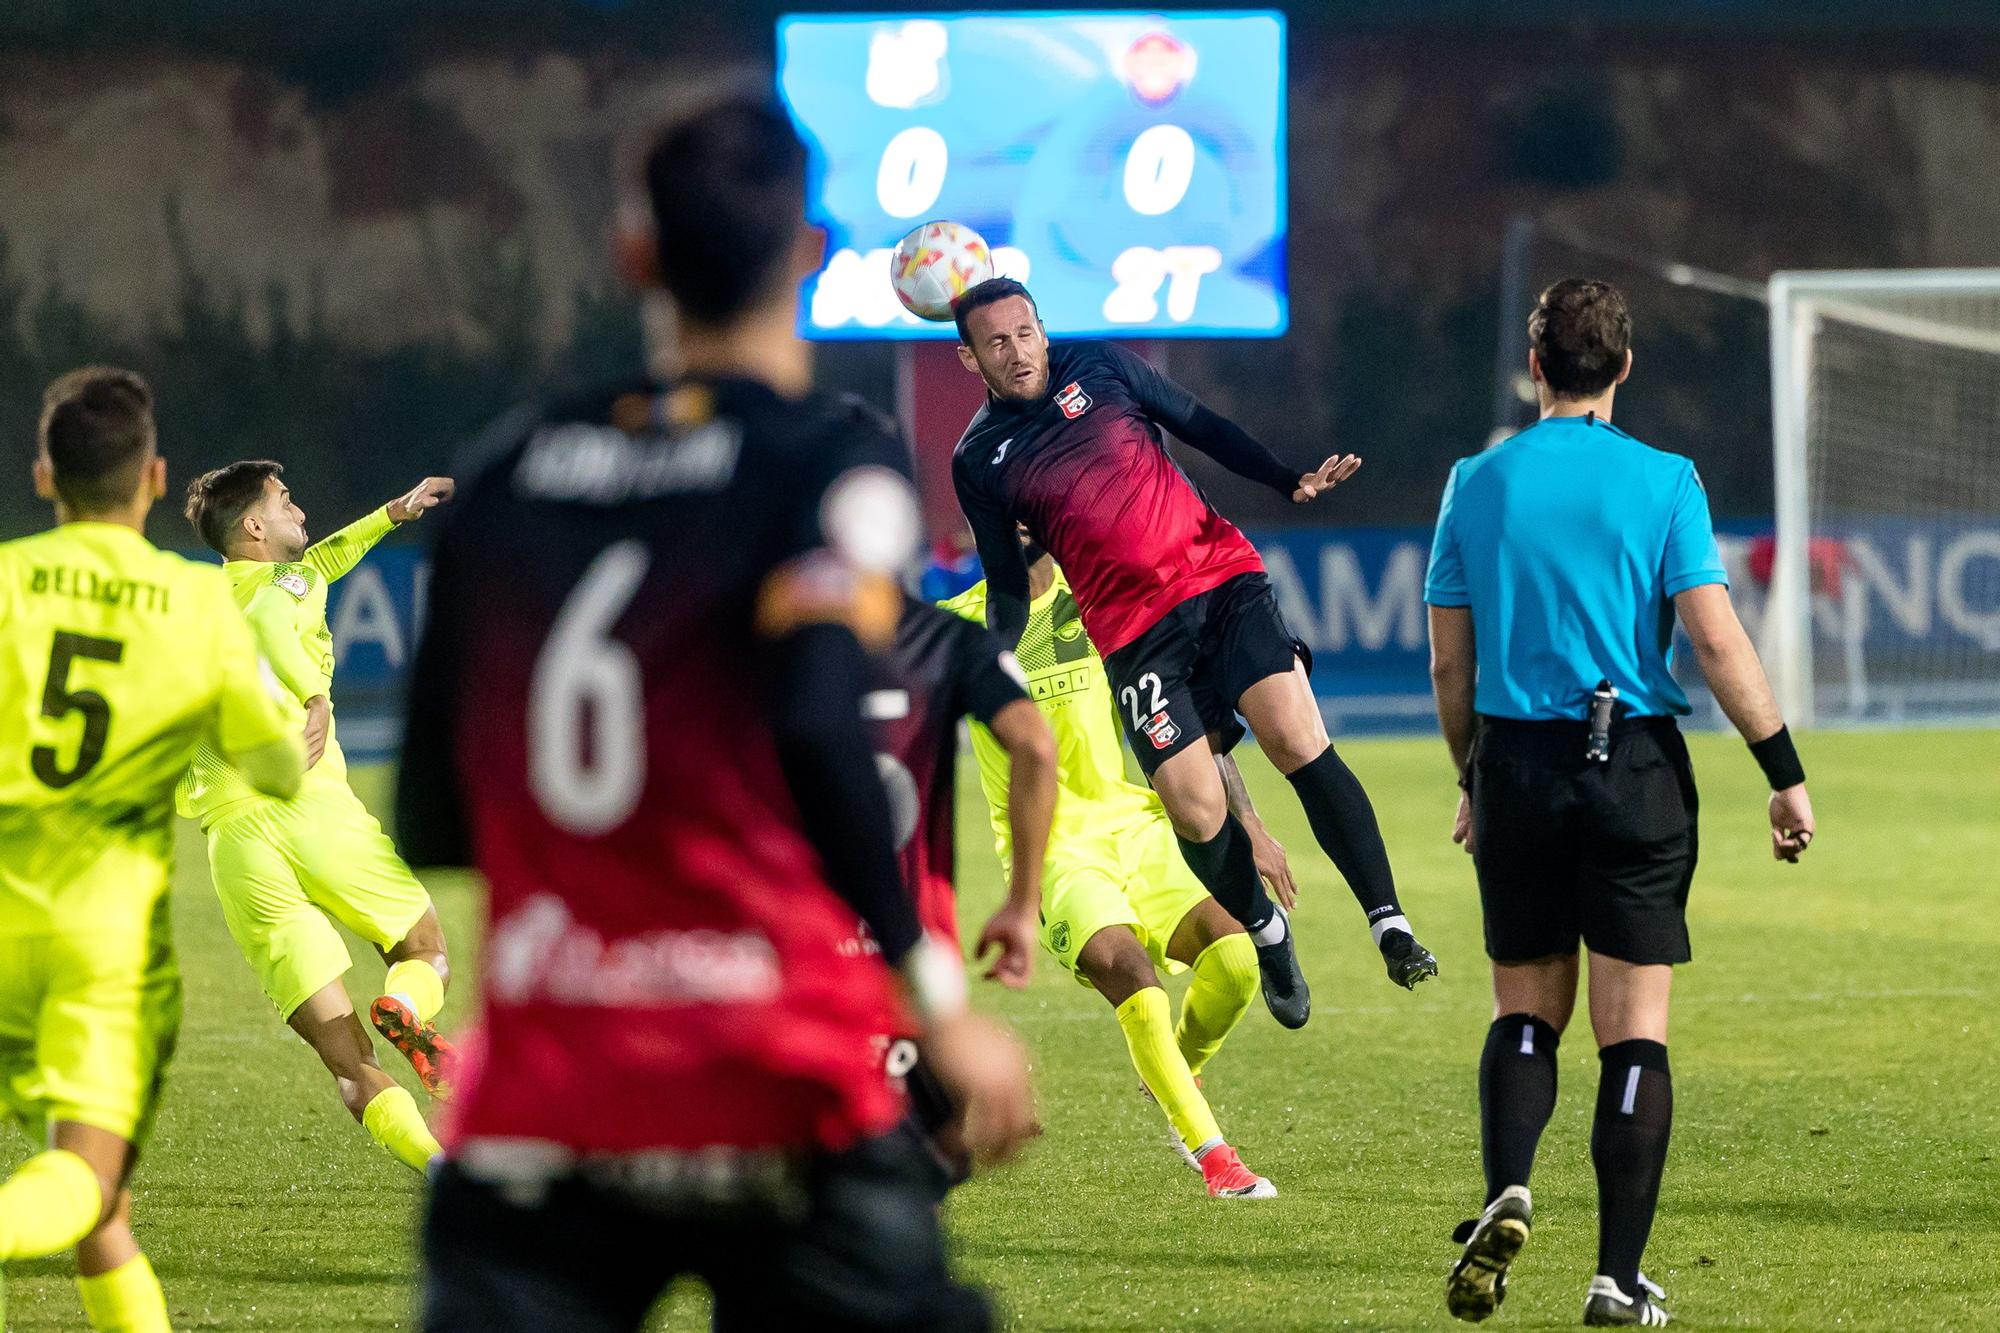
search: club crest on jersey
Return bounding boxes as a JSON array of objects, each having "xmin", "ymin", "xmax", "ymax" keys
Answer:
[
  {"xmin": 273, "ymin": 570, "xmax": 309, "ymax": 599},
  {"xmin": 1055, "ymin": 381, "xmax": 1092, "ymax": 419},
  {"xmin": 1142, "ymin": 708, "xmax": 1180, "ymax": 750}
]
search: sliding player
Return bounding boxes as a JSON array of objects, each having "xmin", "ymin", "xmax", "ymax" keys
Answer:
[
  {"xmin": 944, "ymin": 532, "xmax": 1280, "ymax": 1198},
  {"xmin": 1, "ymin": 368, "xmax": 303, "ymax": 1332},
  {"xmin": 179, "ymin": 463, "xmax": 458, "ymax": 1173},
  {"xmin": 950, "ymin": 278, "xmax": 1438, "ymax": 1031}
]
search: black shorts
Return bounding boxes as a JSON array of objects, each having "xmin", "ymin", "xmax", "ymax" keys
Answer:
[
  {"xmin": 1103, "ymin": 572, "xmax": 1306, "ymax": 777},
  {"xmin": 1469, "ymin": 715, "xmax": 1699, "ymax": 966},
  {"xmin": 422, "ymin": 1127, "xmax": 989, "ymax": 1333}
]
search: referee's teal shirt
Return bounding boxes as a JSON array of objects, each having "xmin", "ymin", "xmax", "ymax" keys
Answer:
[{"xmin": 1423, "ymin": 413, "xmax": 1729, "ymax": 721}]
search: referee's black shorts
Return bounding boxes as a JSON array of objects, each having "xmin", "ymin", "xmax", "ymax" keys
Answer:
[{"xmin": 1468, "ymin": 714, "xmax": 1699, "ymax": 966}]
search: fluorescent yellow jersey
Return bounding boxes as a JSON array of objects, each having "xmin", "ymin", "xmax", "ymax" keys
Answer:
[
  {"xmin": 178, "ymin": 506, "xmax": 393, "ymax": 824},
  {"xmin": 942, "ymin": 569, "xmax": 1162, "ymax": 866},
  {"xmin": 0, "ymin": 522, "xmax": 294, "ymax": 929}
]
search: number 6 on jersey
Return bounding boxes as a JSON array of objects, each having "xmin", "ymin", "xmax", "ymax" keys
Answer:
[{"xmin": 528, "ymin": 542, "xmax": 651, "ymax": 836}]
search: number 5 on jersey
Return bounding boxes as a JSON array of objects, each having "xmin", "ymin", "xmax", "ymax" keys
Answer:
[{"xmin": 32, "ymin": 631, "xmax": 125, "ymax": 788}]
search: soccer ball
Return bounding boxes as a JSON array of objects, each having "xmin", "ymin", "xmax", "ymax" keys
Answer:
[{"xmin": 889, "ymin": 220, "xmax": 994, "ymax": 322}]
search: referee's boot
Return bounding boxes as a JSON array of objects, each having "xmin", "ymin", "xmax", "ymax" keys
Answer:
[
  {"xmin": 1583, "ymin": 1274, "xmax": 1671, "ymax": 1326},
  {"xmin": 1254, "ymin": 905, "xmax": 1310, "ymax": 1029},
  {"xmin": 1380, "ymin": 927, "xmax": 1439, "ymax": 990},
  {"xmin": 1446, "ymin": 1184, "xmax": 1531, "ymax": 1322}
]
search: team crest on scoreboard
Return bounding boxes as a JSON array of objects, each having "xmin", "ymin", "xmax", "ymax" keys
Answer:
[
  {"xmin": 1055, "ymin": 381, "xmax": 1092, "ymax": 419},
  {"xmin": 1142, "ymin": 708, "xmax": 1180, "ymax": 750}
]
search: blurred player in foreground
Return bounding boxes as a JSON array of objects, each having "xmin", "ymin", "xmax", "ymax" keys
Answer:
[
  {"xmin": 180, "ymin": 464, "xmax": 458, "ymax": 1174},
  {"xmin": 949, "ymin": 277, "xmax": 1438, "ymax": 1031},
  {"xmin": 867, "ymin": 584, "xmax": 1056, "ymax": 1184},
  {"xmin": 0, "ymin": 369, "xmax": 303, "ymax": 1331},
  {"xmin": 395, "ymin": 92, "xmax": 1034, "ymax": 1332},
  {"xmin": 945, "ymin": 531, "xmax": 1280, "ymax": 1199}
]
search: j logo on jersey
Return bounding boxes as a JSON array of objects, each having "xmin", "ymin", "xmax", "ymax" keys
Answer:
[
  {"xmin": 1142, "ymin": 708, "xmax": 1180, "ymax": 750},
  {"xmin": 1055, "ymin": 381, "xmax": 1092, "ymax": 419}
]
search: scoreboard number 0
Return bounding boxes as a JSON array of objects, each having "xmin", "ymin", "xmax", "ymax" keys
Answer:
[{"xmin": 1122, "ymin": 124, "xmax": 1196, "ymax": 216}]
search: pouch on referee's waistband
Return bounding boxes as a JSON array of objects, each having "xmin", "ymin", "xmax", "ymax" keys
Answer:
[{"xmin": 1585, "ymin": 679, "xmax": 1624, "ymax": 763}]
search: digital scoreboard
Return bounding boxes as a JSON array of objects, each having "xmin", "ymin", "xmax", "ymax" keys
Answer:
[{"xmin": 778, "ymin": 11, "xmax": 1287, "ymax": 339}]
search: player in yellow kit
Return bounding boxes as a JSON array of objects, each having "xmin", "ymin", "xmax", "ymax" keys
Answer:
[
  {"xmin": 1, "ymin": 368, "xmax": 304, "ymax": 1332},
  {"xmin": 944, "ymin": 531, "xmax": 1294, "ymax": 1198},
  {"xmin": 178, "ymin": 460, "xmax": 456, "ymax": 1174}
]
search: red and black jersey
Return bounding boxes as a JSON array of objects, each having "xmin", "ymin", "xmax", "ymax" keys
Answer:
[
  {"xmin": 871, "ymin": 597, "xmax": 1026, "ymax": 949},
  {"xmin": 952, "ymin": 341, "xmax": 1299, "ymax": 656},
  {"xmin": 397, "ymin": 377, "xmax": 923, "ymax": 1158}
]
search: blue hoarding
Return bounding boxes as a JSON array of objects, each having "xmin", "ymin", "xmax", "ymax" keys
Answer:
[
  {"xmin": 778, "ymin": 10, "xmax": 1286, "ymax": 339},
  {"xmin": 324, "ymin": 516, "xmax": 2000, "ymax": 761}
]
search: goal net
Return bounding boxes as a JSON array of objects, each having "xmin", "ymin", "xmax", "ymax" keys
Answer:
[{"xmin": 1767, "ymin": 272, "xmax": 2000, "ymax": 727}]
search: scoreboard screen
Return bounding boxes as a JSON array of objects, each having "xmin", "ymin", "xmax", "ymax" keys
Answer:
[{"xmin": 778, "ymin": 10, "xmax": 1287, "ymax": 340}]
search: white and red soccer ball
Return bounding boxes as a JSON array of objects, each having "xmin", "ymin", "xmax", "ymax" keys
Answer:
[{"xmin": 889, "ymin": 220, "xmax": 994, "ymax": 322}]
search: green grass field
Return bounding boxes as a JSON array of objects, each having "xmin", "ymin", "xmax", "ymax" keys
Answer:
[{"xmin": 4, "ymin": 729, "xmax": 1997, "ymax": 1331}]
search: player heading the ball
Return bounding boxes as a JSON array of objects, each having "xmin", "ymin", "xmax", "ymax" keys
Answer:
[{"xmin": 948, "ymin": 276, "xmax": 1441, "ymax": 1029}]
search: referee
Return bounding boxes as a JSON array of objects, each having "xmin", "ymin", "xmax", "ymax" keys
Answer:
[{"xmin": 1426, "ymin": 280, "xmax": 1816, "ymax": 1329}]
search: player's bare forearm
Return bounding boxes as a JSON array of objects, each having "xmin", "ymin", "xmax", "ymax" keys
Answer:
[
  {"xmin": 1215, "ymin": 751, "xmax": 1260, "ymax": 827},
  {"xmin": 1428, "ymin": 606, "xmax": 1478, "ymax": 777},
  {"xmin": 991, "ymin": 699, "xmax": 1055, "ymax": 912},
  {"xmin": 387, "ymin": 476, "xmax": 456, "ymax": 524},
  {"xmin": 301, "ymin": 694, "xmax": 331, "ymax": 770},
  {"xmin": 1675, "ymin": 584, "xmax": 1785, "ymax": 742}
]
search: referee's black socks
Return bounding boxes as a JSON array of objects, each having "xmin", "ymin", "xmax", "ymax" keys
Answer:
[
  {"xmin": 1591, "ymin": 1039, "xmax": 1673, "ymax": 1297},
  {"xmin": 1480, "ymin": 1014, "xmax": 1561, "ymax": 1204},
  {"xmin": 1176, "ymin": 813, "xmax": 1276, "ymax": 935},
  {"xmin": 1285, "ymin": 747, "xmax": 1405, "ymax": 933}
]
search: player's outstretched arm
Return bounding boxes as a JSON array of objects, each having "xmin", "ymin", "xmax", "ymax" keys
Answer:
[
  {"xmin": 1217, "ymin": 751, "xmax": 1298, "ymax": 909},
  {"xmin": 1674, "ymin": 583, "xmax": 1815, "ymax": 862},
  {"xmin": 978, "ymin": 698, "xmax": 1055, "ymax": 988},
  {"xmin": 1428, "ymin": 605, "xmax": 1478, "ymax": 854},
  {"xmin": 300, "ymin": 477, "xmax": 454, "ymax": 585},
  {"xmin": 1104, "ymin": 341, "xmax": 1347, "ymax": 501}
]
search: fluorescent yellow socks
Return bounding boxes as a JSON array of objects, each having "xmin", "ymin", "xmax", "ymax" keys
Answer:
[
  {"xmin": 77, "ymin": 1251, "xmax": 171, "ymax": 1332},
  {"xmin": 1116, "ymin": 986, "xmax": 1221, "ymax": 1153},
  {"xmin": 382, "ymin": 958, "xmax": 445, "ymax": 1023},
  {"xmin": 361, "ymin": 1085, "xmax": 441, "ymax": 1172},
  {"xmin": 1176, "ymin": 933, "xmax": 1259, "ymax": 1079},
  {"xmin": 0, "ymin": 1148, "xmax": 102, "ymax": 1259}
]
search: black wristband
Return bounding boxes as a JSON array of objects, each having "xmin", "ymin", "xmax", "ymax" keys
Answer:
[{"xmin": 1748, "ymin": 725, "xmax": 1806, "ymax": 790}]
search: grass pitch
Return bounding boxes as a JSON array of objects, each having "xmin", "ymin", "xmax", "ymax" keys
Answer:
[{"xmin": 3, "ymin": 728, "xmax": 1997, "ymax": 1330}]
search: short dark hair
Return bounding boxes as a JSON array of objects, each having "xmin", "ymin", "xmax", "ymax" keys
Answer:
[
  {"xmin": 954, "ymin": 278, "xmax": 1040, "ymax": 343},
  {"xmin": 38, "ymin": 367, "xmax": 157, "ymax": 514},
  {"xmin": 186, "ymin": 460, "xmax": 284, "ymax": 555},
  {"xmin": 1529, "ymin": 279, "xmax": 1631, "ymax": 398},
  {"xmin": 643, "ymin": 93, "xmax": 807, "ymax": 325}
]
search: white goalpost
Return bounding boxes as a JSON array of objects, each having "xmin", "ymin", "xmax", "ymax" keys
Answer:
[{"xmin": 1765, "ymin": 269, "xmax": 2000, "ymax": 728}]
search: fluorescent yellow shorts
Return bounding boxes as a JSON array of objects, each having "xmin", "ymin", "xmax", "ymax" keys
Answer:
[
  {"xmin": 0, "ymin": 862, "xmax": 181, "ymax": 1147},
  {"xmin": 205, "ymin": 783, "xmax": 431, "ymax": 1020},
  {"xmin": 1040, "ymin": 815, "xmax": 1211, "ymax": 987}
]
